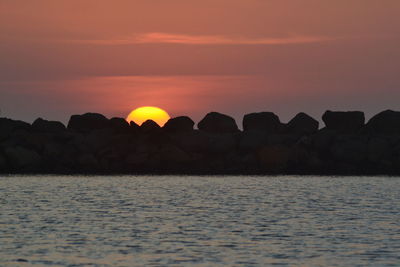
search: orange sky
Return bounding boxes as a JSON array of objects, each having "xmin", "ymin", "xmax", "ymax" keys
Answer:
[{"xmin": 1, "ymin": 0, "xmax": 400, "ymax": 124}]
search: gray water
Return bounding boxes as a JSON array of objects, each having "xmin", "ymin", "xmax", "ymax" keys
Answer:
[{"xmin": 0, "ymin": 176, "xmax": 399, "ymax": 267}]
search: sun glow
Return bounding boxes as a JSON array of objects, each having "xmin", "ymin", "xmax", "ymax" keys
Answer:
[{"xmin": 126, "ymin": 106, "xmax": 170, "ymax": 126}]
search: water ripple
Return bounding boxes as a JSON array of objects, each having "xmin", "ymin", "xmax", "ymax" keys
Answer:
[{"xmin": 0, "ymin": 175, "xmax": 399, "ymax": 266}]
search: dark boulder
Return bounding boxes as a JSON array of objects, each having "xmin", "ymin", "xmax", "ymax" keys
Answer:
[
  {"xmin": 207, "ymin": 133, "xmax": 238, "ymax": 154},
  {"xmin": 4, "ymin": 146, "xmax": 42, "ymax": 170},
  {"xmin": 129, "ymin": 121, "xmax": 141, "ymax": 132},
  {"xmin": 174, "ymin": 130, "xmax": 210, "ymax": 153},
  {"xmin": 141, "ymin": 120, "xmax": 160, "ymax": 132},
  {"xmin": 364, "ymin": 110, "xmax": 400, "ymax": 134},
  {"xmin": 0, "ymin": 153, "xmax": 7, "ymax": 171},
  {"xmin": 159, "ymin": 144, "xmax": 192, "ymax": 163},
  {"xmin": 322, "ymin": 111, "xmax": 365, "ymax": 133},
  {"xmin": 286, "ymin": 112, "xmax": 319, "ymax": 135},
  {"xmin": 238, "ymin": 131, "xmax": 267, "ymax": 151},
  {"xmin": 243, "ymin": 112, "xmax": 281, "ymax": 133},
  {"xmin": 32, "ymin": 118, "xmax": 66, "ymax": 133},
  {"xmin": 0, "ymin": 118, "xmax": 31, "ymax": 140},
  {"xmin": 330, "ymin": 137, "xmax": 367, "ymax": 164},
  {"xmin": 163, "ymin": 116, "xmax": 194, "ymax": 133},
  {"xmin": 367, "ymin": 137, "xmax": 391, "ymax": 163},
  {"xmin": 77, "ymin": 153, "xmax": 100, "ymax": 171},
  {"xmin": 258, "ymin": 145, "xmax": 292, "ymax": 172},
  {"xmin": 198, "ymin": 112, "xmax": 239, "ymax": 133},
  {"xmin": 109, "ymin": 117, "xmax": 130, "ymax": 133},
  {"xmin": 67, "ymin": 113, "xmax": 109, "ymax": 132}
]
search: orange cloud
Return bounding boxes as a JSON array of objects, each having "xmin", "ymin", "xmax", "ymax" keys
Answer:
[{"xmin": 68, "ymin": 32, "xmax": 335, "ymax": 46}]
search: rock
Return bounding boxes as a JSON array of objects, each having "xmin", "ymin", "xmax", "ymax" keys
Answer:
[
  {"xmin": 159, "ymin": 144, "xmax": 191, "ymax": 163},
  {"xmin": 267, "ymin": 134, "xmax": 299, "ymax": 146},
  {"xmin": 126, "ymin": 152, "xmax": 149, "ymax": 165},
  {"xmin": 67, "ymin": 113, "xmax": 109, "ymax": 132},
  {"xmin": 312, "ymin": 128, "xmax": 336, "ymax": 152},
  {"xmin": 364, "ymin": 110, "xmax": 400, "ymax": 134},
  {"xmin": 0, "ymin": 118, "xmax": 31, "ymax": 140},
  {"xmin": 367, "ymin": 137, "xmax": 391, "ymax": 163},
  {"xmin": 32, "ymin": 118, "xmax": 66, "ymax": 133},
  {"xmin": 330, "ymin": 137, "xmax": 367, "ymax": 164},
  {"xmin": 238, "ymin": 131, "xmax": 267, "ymax": 151},
  {"xmin": 207, "ymin": 133, "xmax": 237, "ymax": 154},
  {"xmin": 4, "ymin": 146, "xmax": 42, "ymax": 170},
  {"xmin": 286, "ymin": 112, "xmax": 319, "ymax": 135},
  {"xmin": 84, "ymin": 129, "xmax": 113, "ymax": 152},
  {"xmin": 0, "ymin": 153, "xmax": 7, "ymax": 171},
  {"xmin": 109, "ymin": 117, "xmax": 130, "ymax": 133},
  {"xmin": 322, "ymin": 111, "xmax": 365, "ymax": 132},
  {"xmin": 140, "ymin": 120, "xmax": 160, "ymax": 132},
  {"xmin": 198, "ymin": 112, "xmax": 239, "ymax": 133},
  {"xmin": 258, "ymin": 145, "xmax": 292, "ymax": 172},
  {"xmin": 243, "ymin": 112, "xmax": 281, "ymax": 132},
  {"xmin": 163, "ymin": 116, "xmax": 194, "ymax": 133},
  {"xmin": 130, "ymin": 121, "xmax": 140, "ymax": 131},
  {"xmin": 77, "ymin": 153, "xmax": 99, "ymax": 170},
  {"xmin": 175, "ymin": 130, "xmax": 210, "ymax": 153}
]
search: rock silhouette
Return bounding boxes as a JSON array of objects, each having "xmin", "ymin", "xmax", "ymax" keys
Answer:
[
  {"xmin": 1, "ymin": 110, "xmax": 400, "ymax": 174},
  {"xmin": 243, "ymin": 112, "xmax": 281, "ymax": 133},
  {"xmin": 365, "ymin": 110, "xmax": 400, "ymax": 134},
  {"xmin": 322, "ymin": 111, "xmax": 365, "ymax": 133},
  {"xmin": 198, "ymin": 112, "xmax": 238, "ymax": 133},
  {"xmin": 286, "ymin": 112, "xmax": 319, "ymax": 135},
  {"xmin": 163, "ymin": 116, "xmax": 194, "ymax": 133}
]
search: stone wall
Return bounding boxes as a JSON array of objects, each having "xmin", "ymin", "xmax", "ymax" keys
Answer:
[{"xmin": 1, "ymin": 110, "xmax": 400, "ymax": 175}]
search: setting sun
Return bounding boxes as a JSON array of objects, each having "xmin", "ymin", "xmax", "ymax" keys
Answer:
[{"xmin": 126, "ymin": 106, "xmax": 170, "ymax": 126}]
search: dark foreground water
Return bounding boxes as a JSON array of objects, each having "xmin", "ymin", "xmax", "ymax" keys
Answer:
[{"xmin": 0, "ymin": 176, "xmax": 399, "ymax": 266}]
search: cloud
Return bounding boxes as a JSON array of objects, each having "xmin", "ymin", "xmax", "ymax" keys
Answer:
[{"xmin": 68, "ymin": 32, "xmax": 335, "ymax": 46}]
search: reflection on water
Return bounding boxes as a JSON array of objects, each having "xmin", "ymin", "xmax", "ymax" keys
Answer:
[{"xmin": 0, "ymin": 176, "xmax": 399, "ymax": 266}]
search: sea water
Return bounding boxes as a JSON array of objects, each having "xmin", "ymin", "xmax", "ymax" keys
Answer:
[{"xmin": 0, "ymin": 175, "xmax": 399, "ymax": 266}]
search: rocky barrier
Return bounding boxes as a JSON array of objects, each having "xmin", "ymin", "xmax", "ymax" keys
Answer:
[{"xmin": 1, "ymin": 110, "xmax": 400, "ymax": 175}]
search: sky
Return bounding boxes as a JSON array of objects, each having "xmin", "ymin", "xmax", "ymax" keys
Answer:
[{"xmin": 1, "ymin": 0, "xmax": 400, "ymax": 126}]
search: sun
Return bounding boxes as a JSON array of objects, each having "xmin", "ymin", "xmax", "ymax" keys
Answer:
[{"xmin": 126, "ymin": 106, "xmax": 170, "ymax": 126}]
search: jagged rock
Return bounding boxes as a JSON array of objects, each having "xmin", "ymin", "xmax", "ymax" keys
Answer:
[
  {"xmin": 198, "ymin": 112, "xmax": 239, "ymax": 133},
  {"xmin": 207, "ymin": 133, "xmax": 237, "ymax": 154},
  {"xmin": 159, "ymin": 144, "xmax": 191, "ymax": 163},
  {"xmin": 238, "ymin": 131, "xmax": 267, "ymax": 151},
  {"xmin": 77, "ymin": 153, "xmax": 99, "ymax": 170},
  {"xmin": 130, "ymin": 121, "xmax": 140, "ymax": 131},
  {"xmin": 330, "ymin": 137, "xmax": 367, "ymax": 164},
  {"xmin": 67, "ymin": 113, "xmax": 109, "ymax": 132},
  {"xmin": 267, "ymin": 134, "xmax": 299, "ymax": 146},
  {"xmin": 258, "ymin": 145, "xmax": 292, "ymax": 172},
  {"xmin": 312, "ymin": 128, "xmax": 336, "ymax": 152},
  {"xmin": 163, "ymin": 116, "xmax": 194, "ymax": 133},
  {"xmin": 109, "ymin": 117, "xmax": 130, "ymax": 133},
  {"xmin": 243, "ymin": 112, "xmax": 281, "ymax": 132},
  {"xmin": 4, "ymin": 146, "xmax": 42, "ymax": 170},
  {"xmin": 322, "ymin": 111, "xmax": 365, "ymax": 132},
  {"xmin": 84, "ymin": 129, "xmax": 113, "ymax": 152},
  {"xmin": 126, "ymin": 152, "xmax": 149, "ymax": 165},
  {"xmin": 286, "ymin": 112, "xmax": 319, "ymax": 135},
  {"xmin": 364, "ymin": 110, "xmax": 400, "ymax": 134},
  {"xmin": 141, "ymin": 120, "xmax": 160, "ymax": 132},
  {"xmin": 0, "ymin": 118, "xmax": 31, "ymax": 140},
  {"xmin": 0, "ymin": 153, "xmax": 7, "ymax": 170},
  {"xmin": 175, "ymin": 130, "xmax": 210, "ymax": 153},
  {"xmin": 32, "ymin": 118, "xmax": 66, "ymax": 133},
  {"xmin": 367, "ymin": 137, "xmax": 391, "ymax": 163}
]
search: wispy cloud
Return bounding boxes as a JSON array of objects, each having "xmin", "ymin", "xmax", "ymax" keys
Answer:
[{"xmin": 68, "ymin": 32, "xmax": 335, "ymax": 46}]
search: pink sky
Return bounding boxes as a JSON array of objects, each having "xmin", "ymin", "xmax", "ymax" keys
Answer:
[{"xmin": 1, "ymin": 0, "xmax": 400, "ymax": 124}]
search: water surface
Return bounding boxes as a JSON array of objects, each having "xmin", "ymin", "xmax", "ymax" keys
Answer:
[{"xmin": 1, "ymin": 175, "xmax": 399, "ymax": 266}]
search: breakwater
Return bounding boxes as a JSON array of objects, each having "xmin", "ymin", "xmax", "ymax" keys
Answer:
[{"xmin": 1, "ymin": 110, "xmax": 400, "ymax": 174}]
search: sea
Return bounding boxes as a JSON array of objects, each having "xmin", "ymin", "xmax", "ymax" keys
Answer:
[{"xmin": 0, "ymin": 175, "xmax": 399, "ymax": 266}]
